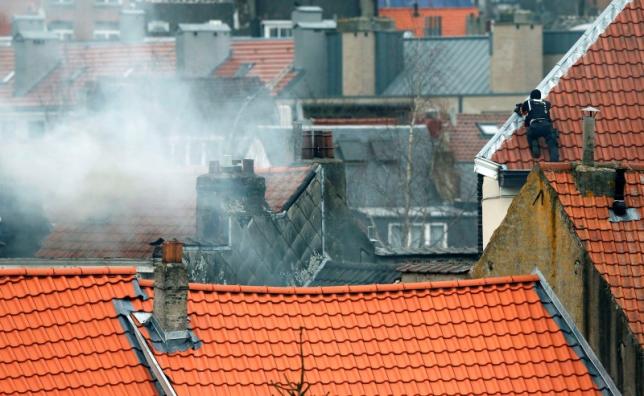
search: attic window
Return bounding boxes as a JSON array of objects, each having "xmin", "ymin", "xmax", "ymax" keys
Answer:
[
  {"xmin": 476, "ymin": 123, "xmax": 499, "ymax": 137},
  {"xmin": 2, "ymin": 71, "xmax": 14, "ymax": 84}
]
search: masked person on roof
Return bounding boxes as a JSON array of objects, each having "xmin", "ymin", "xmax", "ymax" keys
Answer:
[{"xmin": 515, "ymin": 89, "xmax": 559, "ymax": 162}]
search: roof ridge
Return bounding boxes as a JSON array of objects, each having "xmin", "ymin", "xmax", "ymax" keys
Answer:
[
  {"xmin": 475, "ymin": 0, "xmax": 634, "ymax": 166},
  {"xmin": 539, "ymin": 161, "xmax": 644, "ymax": 172},
  {"xmin": 0, "ymin": 267, "xmax": 137, "ymax": 277},
  {"xmin": 138, "ymin": 274, "xmax": 539, "ymax": 295}
]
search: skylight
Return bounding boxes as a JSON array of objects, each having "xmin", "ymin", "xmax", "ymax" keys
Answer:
[{"xmin": 476, "ymin": 123, "xmax": 499, "ymax": 137}]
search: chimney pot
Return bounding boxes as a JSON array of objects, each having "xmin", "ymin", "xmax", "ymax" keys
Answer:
[
  {"xmin": 209, "ymin": 160, "xmax": 220, "ymax": 174},
  {"xmin": 242, "ymin": 159, "xmax": 254, "ymax": 174},
  {"xmin": 162, "ymin": 239, "xmax": 184, "ymax": 263},
  {"xmin": 581, "ymin": 106, "xmax": 599, "ymax": 165}
]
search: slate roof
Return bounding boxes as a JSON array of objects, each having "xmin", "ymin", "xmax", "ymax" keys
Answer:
[
  {"xmin": 540, "ymin": 163, "xmax": 644, "ymax": 346},
  {"xmin": 479, "ymin": 0, "xmax": 643, "ymax": 170},
  {"xmin": 0, "ymin": 37, "xmax": 294, "ymax": 109},
  {"xmin": 449, "ymin": 113, "xmax": 507, "ymax": 162},
  {"xmin": 37, "ymin": 166, "xmax": 315, "ymax": 259},
  {"xmin": 307, "ymin": 260, "xmax": 400, "ymax": 286},
  {"xmin": 0, "ymin": 267, "xmax": 618, "ymax": 395},
  {"xmin": 384, "ymin": 36, "xmax": 490, "ymax": 96},
  {"xmin": 397, "ymin": 259, "xmax": 474, "ymax": 274}
]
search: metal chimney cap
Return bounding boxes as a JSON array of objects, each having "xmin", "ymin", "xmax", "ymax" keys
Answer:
[{"xmin": 582, "ymin": 106, "xmax": 600, "ymax": 116}]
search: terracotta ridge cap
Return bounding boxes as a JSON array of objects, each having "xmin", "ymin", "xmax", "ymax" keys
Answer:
[
  {"xmin": 170, "ymin": 274, "xmax": 540, "ymax": 295},
  {"xmin": 0, "ymin": 267, "xmax": 137, "ymax": 277}
]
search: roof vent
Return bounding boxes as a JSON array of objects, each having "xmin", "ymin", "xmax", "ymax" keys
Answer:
[{"xmin": 609, "ymin": 169, "xmax": 640, "ymax": 222}]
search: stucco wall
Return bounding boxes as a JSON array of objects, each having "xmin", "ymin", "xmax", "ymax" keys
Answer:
[
  {"xmin": 342, "ymin": 32, "xmax": 376, "ymax": 96},
  {"xmin": 491, "ymin": 23, "xmax": 543, "ymax": 93},
  {"xmin": 481, "ymin": 175, "xmax": 519, "ymax": 248},
  {"xmin": 474, "ymin": 171, "xmax": 586, "ymax": 328}
]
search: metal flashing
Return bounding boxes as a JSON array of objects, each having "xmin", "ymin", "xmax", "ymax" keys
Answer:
[
  {"xmin": 475, "ymin": 0, "xmax": 633, "ymax": 171},
  {"xmin": 145, "ymin": 314, "xmax": 202, "ymax": 354},
  {"xmin": 608, "ymin": 207, "xmax": 640, "ymax": 222},
  {"xmin": 532, "ymin": 269, "xmax": 621, "ymax": 396},
  {"xmin": 474, "ymin": 156, "xmax": 501, "ymax": 179}
]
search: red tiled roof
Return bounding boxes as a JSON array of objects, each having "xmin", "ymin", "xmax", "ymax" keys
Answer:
[
  {"xmin": 215, "ymin": 39, "xmax": 295, "ymax": 94},
  {"xmin": 541, "ymin": 163, "xmax": 644, "ymax": 345},
  {"xmin": 0, "ymin": 267, "xmax": 157, "ymax": 395},
  {"xmin": 449, "ymin": 113, "xmax": 506, "ymax": 162},
  {"xmin": 379, "ymin": 7, "xmax": 480, "ymax": 37},
  {"xmin": 37, "ymin": 166, "xmax": 315, "ymax": 259},
  {"xmin": 0, "ymin": 37, "xmax": 295, "ymax": 109},
  {"xmin": 491, "ymin": 0, "xmax": 644, "ymax": 169},
  {"xmin": 0, "ymin": 268, "xmax": 607, "ymax": 395}
]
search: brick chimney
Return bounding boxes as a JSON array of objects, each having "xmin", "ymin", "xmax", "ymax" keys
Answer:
[
  {"xmin": 12, "ymin": 32, "xmax": 61, "ymax": 97},
  {"xmin": 301, "ymin": 130, "xmax": 335, "ymax": 160},
  {"xmin": 176, "ymin": 21, "xmax": 231, "ymax": 78},
  {"xmin": 120, "ymin": 8, "xmax": 145, "ymax": 43},
  {"xmin": 196, "ymin": 159, "xmax": 267, "ymax": 244},
  {"xmin": 153, "ymin": 240, "xmax": 188, "ymax": 335}
]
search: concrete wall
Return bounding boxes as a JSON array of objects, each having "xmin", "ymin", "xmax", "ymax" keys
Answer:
[
  {"xmin": 481, "ymin": 175, "xmax": 519, "ymax": 248},
  {"xmin": 293, "ymin": 28, "xmax": 329, "ymax": 97},
  {"xmin": 474, "ymin": 169, "xmax": 643, "ymax": 394},
  {"xmin": 461, "ymin": 94, "xmax": 524, "ymax": 113},
  {"xmin": 342, "ymin": 31, "xmax": 375, "ymax": 96},
  {"xmin": 491, "ymin": 23, "xmax": 543, "ymax": 93}
]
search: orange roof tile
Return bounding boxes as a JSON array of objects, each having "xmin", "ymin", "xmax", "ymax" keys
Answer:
[
  {"xmin": 0, "ymin": 268, "xmax": 612, "ymax": 395},
  {"xmin": 490, "ymin": 0, "xmax": 644, "ymax": 169},
  {"xmin": 215, "ymin": 39, "xmax": 295, "ymax": 95},
  {"xmin": 541, "ymin": 164, "xmax": 644, "ymax": 345},
  {"xmin": 449, "ymin": 113, "xmax": 507, "ymax": 162},
  {"xmin": 0, "ymin": 267, "xmax": 157, "ymax": 395},
  {"xmin": 0, "ymin": 38, "xmax": 294, "ymax": 109},
  {"xmin": 379, "ymin": 7, "xmax": 480, "ymax": 37},
  {"xmin": 36, "ymin": 166, "xmax": 316, "ymax": 259}
]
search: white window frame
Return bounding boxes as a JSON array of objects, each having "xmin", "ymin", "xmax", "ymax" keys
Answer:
[
  {"xmin": 261, "ymin": 20, "xmax": 293, "ymax": 38},
  {"xmin": 425, "ymin": 222, "xmax": 448, "ymax": 249},
  {"xmin": 94, "ymin": 0, "xmax": 122, "ymax": 6},
  {"xmin": 50, "ymin": 0, "xmax": 74, "ymax": 5},
  {"xmin": 52, "ymin": 29, "xmax": 74, "ymax": 40},
  {"xmin": 388, "ymin": 222, "xmax": 448, "ymax": 248},
  {"xmin": 93, "ymin": 29, "xmax": 120, "ymax": 40}
]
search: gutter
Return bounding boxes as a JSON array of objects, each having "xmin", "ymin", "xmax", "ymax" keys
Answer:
[
  {"xmin": 533, "ymin": 269, "xmax": 621, "ymax": 396},
  {"xmin": 474, "ymin": 0, "xmax": 632, "ymax": 176}
]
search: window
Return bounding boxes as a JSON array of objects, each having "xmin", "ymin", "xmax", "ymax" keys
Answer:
[
  {"xmin": 93, "ymin": 21, "xmax": 119, "ymax": 40},
  {"xmin": 95, "ymin": 0, "xmax": 121, "ymax": 6},
  {"xmin": 476, "ymin": 123, "xmax": 500, "ymax": 137},
  {"xmin": 388, "ymin": 222, "xmax": 448, "ymax": 248},
  {"xmin": 147, "ymin": 20, "xmax": 170, "ymax": 34},
  {"xmin": 261, "ymin": 20, "xmax": 293, "ymax": 38},
  {"xmin": 48, "ymin": 21, "xmax": 74, "ymax": 41},
  {"xmin": 424, "ymin": 16, "xmax": 442, "ymax": 37}
]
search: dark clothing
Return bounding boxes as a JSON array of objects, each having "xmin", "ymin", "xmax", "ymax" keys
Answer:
[
  {"xmin": 521, "ymin": 98, "xmax": 558, "ymax": 161},
  {"xmin": 521, "ymin": 98, "xmax": 552, "ymax": 127},
  {"xmin": 527, "ymin": 120, "xmax": 559, "ymax": 161}
]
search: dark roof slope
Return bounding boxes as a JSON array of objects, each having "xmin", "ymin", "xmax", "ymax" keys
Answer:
[{"xmin": 308, "ymin": 260, "xmax": 400, "ymax": 286}]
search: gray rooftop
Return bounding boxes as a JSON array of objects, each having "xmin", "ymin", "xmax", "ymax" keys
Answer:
[
  {"xmin": 308, "ymin": 260, "xmax": 400, "ymax": 286},
  {"xmin": 384, "ymin": 36, "xmax": 491, "ymax": 96},
  {"xmin": 178, "ymin": 22, "xmax": 231, "ymax": 32}
]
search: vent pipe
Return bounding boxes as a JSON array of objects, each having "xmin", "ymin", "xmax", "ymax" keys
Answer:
[{"xmin": 582, "ymin": 106, "xmax": 599, "ymax": 165}]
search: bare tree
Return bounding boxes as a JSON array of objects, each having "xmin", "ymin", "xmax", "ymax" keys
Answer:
[{"xmin": 271, "ymin": 328, "xmax": 325, "ymax": 396}]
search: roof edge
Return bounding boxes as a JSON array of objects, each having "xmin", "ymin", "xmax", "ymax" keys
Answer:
[
  {"xmin": 475, "ymin": 0, "xmax": 633, "ymax": 165},
  {"xmin": 533, "ymin": 268, "xmax": 621, "ymax": 395},
  {"xmin": 138, "ymin": 274, "xmax": 539, "ymax": 295},
  {"xmin": 0, "ymin": 266, "xmax": 138, "ymax": 277}
]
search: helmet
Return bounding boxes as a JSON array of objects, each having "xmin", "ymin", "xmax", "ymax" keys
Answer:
[{"xmin": 530, "ymin": 89, "xmax": 542, "ymax": 99}]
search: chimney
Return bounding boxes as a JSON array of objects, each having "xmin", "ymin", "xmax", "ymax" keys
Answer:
[
  {"xmin": 153, "ymin": 240, "xmax": 188, "ymax": 335},
  {"xmin": 292, "ymin": 6, "xmax": 335, "ymax": 97},
  {"xmin": 120, "ymin": 8, "xmax": 145, "ymax": 43},
  {"xmin": 12, "ymin": 32, "xmax": 62, "ymax": 97},
  {"xmin": 11, "ymin": 14, "xmax": 45, "ymax": 36},
  {"xmin": 490, "ymin": 11, "xmax": 542, "ymax": 93},
  {"xmin": 176, "ymin": 21, "xmax": 231, "ymax": 78},
  {"xmin": 582, "ymin": 106, "xmax": 599, "ymax": 165},
  {"xmin": 302, "ymin": 130, "xmax": 335, "ymax": 160},
  {"xmin": 196, "ymin": 159, "xmax": 267, "ymax": 244}
]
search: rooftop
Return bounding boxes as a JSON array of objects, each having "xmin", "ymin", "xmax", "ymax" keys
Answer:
[
  {"xmin": 37, "ymin": 165, "xmax": 315, "ymax": 259},
  {"xmin": 540, "ymin": 162, "xmax": 644, "ymax": 345},
  {"xmin": 479, "ymin": 0, "xmax": 643, "ymax": 170},
  {"xmin": 0, "ymin": 267, "xmax": 617, "ymax": 395},
  {"xmin": 448, "ymin": 113, "xmax": 507, "ymax": 162}
]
